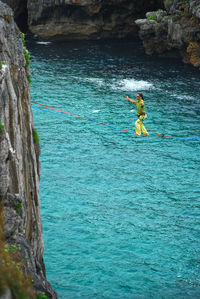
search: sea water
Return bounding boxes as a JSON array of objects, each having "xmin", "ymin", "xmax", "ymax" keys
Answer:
[{"xmin": 29, "ymin": 38, "xmax": 200, "ymax": 298}]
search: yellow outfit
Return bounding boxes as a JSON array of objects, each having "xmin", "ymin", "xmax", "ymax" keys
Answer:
[
  {"xmin": 133, "ymin": 99, "xmax": 148, "ymax": 136},
  {"xmin": 135, "ymin": 114, "xmax": 148, "ymax": 136}
]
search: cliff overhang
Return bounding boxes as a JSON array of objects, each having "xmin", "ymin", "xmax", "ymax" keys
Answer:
[{"xmin": 2, "ymin": 0, "xmax": 164, "ymax": 40}]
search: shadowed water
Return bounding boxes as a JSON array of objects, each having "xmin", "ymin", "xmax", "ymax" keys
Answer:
[{"xmin": 29, "ymin": 38, "xmax": 200, "ymax": 298}]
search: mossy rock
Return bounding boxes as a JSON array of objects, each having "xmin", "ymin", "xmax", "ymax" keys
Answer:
[{"xmin": 0, "ymin": 122, "xmax": 5, "ymax": 136}]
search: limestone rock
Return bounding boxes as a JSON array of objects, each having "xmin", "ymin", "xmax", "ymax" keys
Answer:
[
  {"xmin": 25, "ymin": 0, "xmax": 163, "ymax": 40},
  {"xmin": 135, "ymin": 0, "xmax": 200, "ymax": 69},
  {"xmin": 0, "ymin": 1, "xmax": 57, "ymax": 297},
  {"xmin": 1, "ymin": 0, "xmax": 28, "ymax": 31},
  {"xmin": 1, "ymin": 0, "xmax": 164, "ymax": 40}
]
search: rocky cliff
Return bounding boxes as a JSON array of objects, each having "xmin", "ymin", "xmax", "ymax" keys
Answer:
[
  {"xmin": 2, "ymin": 0, "xmax": 163, "ymax": 40},
  {"xmin": 135, "ymin": 0, "xmax": 200, "ymax": 68},
  {"xmin": 2, "ymin": 0, "xmax": 200, "ymax": 68},
  {"xmin": 0, "ymin": 2, "xmax": 57, "ymax": 298},
  {"xmin": 27, "ymin": 0, "xmax": 163, "ymax": 40}
]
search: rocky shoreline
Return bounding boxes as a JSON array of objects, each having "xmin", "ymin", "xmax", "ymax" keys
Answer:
[
  {"xmin": 2, "ymin": 0, "xmax": 163, "ymax": 40},
  {"xmin": 1, "ymin": 0, "xmax": 200, "ymax": 69},
  {"xmin": 135, "ymin": 0, "xmax": 200, "ymax": 68}
]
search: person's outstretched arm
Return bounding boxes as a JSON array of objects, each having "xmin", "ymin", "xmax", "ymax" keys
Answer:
[{"xmin": 125, "ymin": 96, "xmax": 136, "ymax": 103}]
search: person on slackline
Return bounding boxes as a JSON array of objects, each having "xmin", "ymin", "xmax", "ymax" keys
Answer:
[{"xmin": 125, "ymin": 93, "xmax": 149, "ymax": 136}]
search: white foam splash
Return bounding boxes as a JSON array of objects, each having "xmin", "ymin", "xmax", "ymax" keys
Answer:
[
  {"xmin": 36, "ymin": 41, "xmax": 52, "ymax": 45},
  {"xmin": 93, "ymin": 110, "xmax": 100, "ymax": 113},
  {"xmin": 113, "ymin": 79, "xmax": 153, "ymax": 91},
  {"xmin": 84, "ymin": 77, "xmax": 104, "ymax": 86},
  {"xmin": 176, "ymin": 94, "xmax": 196, "ymax": 101}
]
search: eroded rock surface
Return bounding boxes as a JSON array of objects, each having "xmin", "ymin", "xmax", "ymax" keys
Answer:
[
  {"xmin": 135, "ymin": 0, "xmax": 200, "ymax": 68},
  {"xmin": 0, "ymin": 2, "xmax": 57, "ymax": 297},
  {"xmin": 26, "ymin": 0, "xmax": 163, "ymax": 40}
]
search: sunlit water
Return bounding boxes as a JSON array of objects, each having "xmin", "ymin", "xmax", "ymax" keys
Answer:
[{"xmin": 28, "ymin": 38, "xmax": 200, "ymax": 298}]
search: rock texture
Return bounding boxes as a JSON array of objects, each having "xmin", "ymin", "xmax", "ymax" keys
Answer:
[
  {"xmin": 1, "ymin": 0, "xmax": 28, "ymax": 31},
  {"xmin": 12, "ymin": 0, "xmax": 162, "ymax": 40},
  {"xmin": 135, "ymin": 0, "xmax": 200, "ymax": 68},
  {"xmin": 0, "ymin": 2, "xmax": 57, "ymax": 297},
  {"xmin": 26, "ymin": 0, "xmax": 163, "ymax": 40}
]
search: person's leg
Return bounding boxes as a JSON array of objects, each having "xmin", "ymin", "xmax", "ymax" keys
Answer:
[
  {"xmin": 135, "ymin": 119, "xmax": 141, "ymax": 135},
  {"xmin": 141, "ymin": 123, "xmax": 149, "ymax": 136},
  {"xmin": 139, "ymin": 115, "xmax": 149, "ymax": 136}
]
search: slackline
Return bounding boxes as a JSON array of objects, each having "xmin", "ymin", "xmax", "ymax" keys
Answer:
[{"xmin": 31, "ymin": 101, "xmax": 200, "ymax": 140}]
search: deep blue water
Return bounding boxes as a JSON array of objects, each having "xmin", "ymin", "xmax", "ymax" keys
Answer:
[{"xmin": 29, "ymin": 38, "xmax": 200, "ymax": 298}]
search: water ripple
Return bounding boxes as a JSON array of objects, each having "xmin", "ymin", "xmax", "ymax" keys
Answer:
[{"xmin": 29, "ymin": 39, "xmax": 200, "ymax": 299}]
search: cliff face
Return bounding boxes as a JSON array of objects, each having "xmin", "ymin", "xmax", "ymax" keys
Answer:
[
  {"xmin": 1, "ymin": 0, "xmax": 200, "ymax": 69},
  {"xmin": 0, "ymin": 2, "xmax": 56, "ymax": 297},
  {"xmin": 26, "ymin": 0, "xmax": 163, "ymax": 40},
  {"xmin": 2, "ymin": 0, "xmax": 163, "ymax": 40},
  {"xmin": 135, "ymin": 0, "xmax": 200, "ymax": 68},
  {"xmin": 1, "ymin": 0, "xmax": 28, "ymax": 31}
]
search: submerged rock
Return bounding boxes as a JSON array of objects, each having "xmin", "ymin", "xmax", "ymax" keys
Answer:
[{"xmin": 0, "ymin": 1, "xmax": 57, "ymax": 297}]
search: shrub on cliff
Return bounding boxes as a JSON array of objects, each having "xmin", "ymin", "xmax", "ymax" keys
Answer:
[
  {"xmin": 147, "ymin": 14, "xmax": 157, "ymax": 20},
  {"xmin": 0, "ymin": 207, "xmax": 34, "ymax": 298},
  {"xmin": 33, "ymin": 128, "xmax": 40, "ymax": 144},
  {"xmin": 20, "ymin": 31, "xmax": 31, "ymax": 83},
  {"xmin": 37, "ymin": 293, "xmax": 48, "ymax": 299},
  {"xmin": 0, "ymin": 121, "xmax": 4, "ymax": 135}
]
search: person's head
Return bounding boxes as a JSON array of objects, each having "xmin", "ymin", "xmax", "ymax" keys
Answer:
[{"xmin": 136, "ymin": 93, "xmax": 144, "ymax": 100}]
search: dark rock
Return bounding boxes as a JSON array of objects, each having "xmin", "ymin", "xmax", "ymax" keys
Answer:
[{"xmin": 1, "ymin": 0, "xmax": 28, "ymax": 31}]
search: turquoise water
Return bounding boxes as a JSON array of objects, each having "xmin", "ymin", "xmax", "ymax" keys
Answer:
[{"xmin": 29, "ymin": 39, "xmax": 200, "ymax": 298}]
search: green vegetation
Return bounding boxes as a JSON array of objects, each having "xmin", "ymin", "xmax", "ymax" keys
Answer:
[
  {"xmin": 0, "ymin": 122, "xmax": 4, "ymax": 135},
  {"xmin": 33, "ymin": 128, "xmax": 40, "ymax": 144},
  {"xmin": 191, "ymin": 5, "xmax": 198, "ymax": 10},
  {"xmin": 27, "ymin": 75, "xmax": 31, "ymax": 84},
  {"xmin": 6, "ymin": 245, "xmax": 21, "ymax": 254},
  {"xmin": 20, "ymin": 32, "xmax": 27, "ymax": 48},
  {"xmin": 16, "ymin": 203, "xmax": 22, "ymax": 216},
  {"xmin": 156, "ymin": 9, "xmax": 162, "ymax": 12},
  {"xmin": 20, "ymin": 31, "xmax": 31, "ymax": 66},
  {"xmin": 20, "ymin": 31, "xmax": 31, "ymax": 82},
  {"xmin": 0, "ymin": 207, "xmax": 34, "ymax": 298},
  {"xmin": 24, "ymin": 49, "xmax": 31, "ymax": 68},
  {"xmin": 147, "ymin": 14, "xmax": 157, "ymax": 20},
  {"xmin": 37, "ymin": 293, "xmax": 48, "ymax": 299}
]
